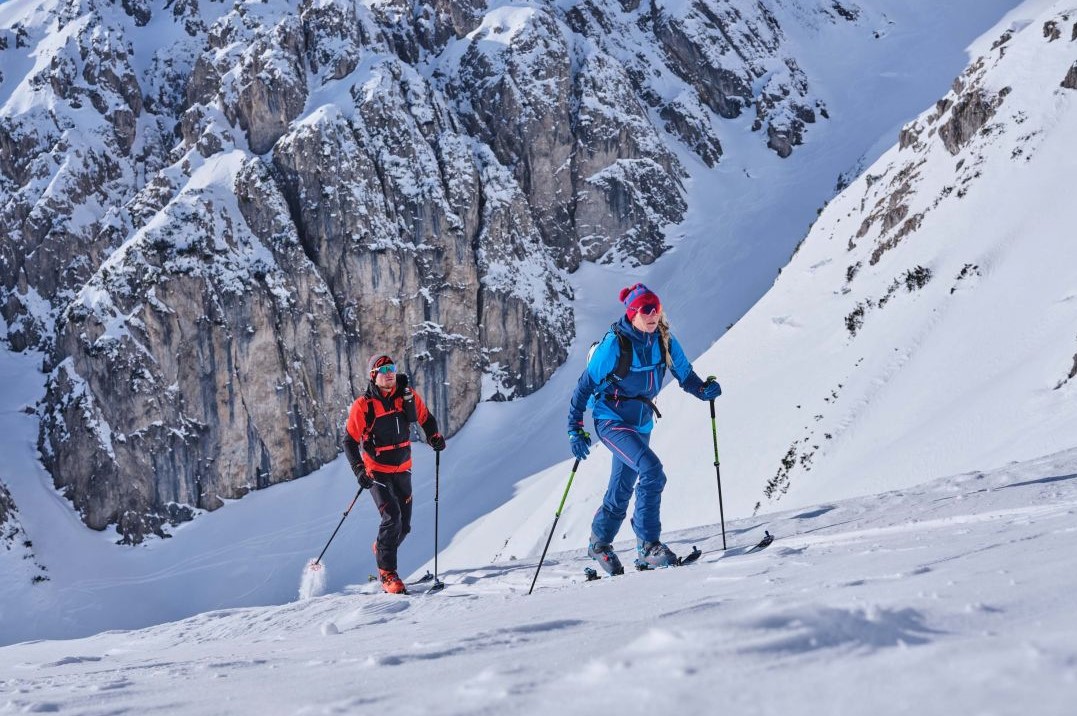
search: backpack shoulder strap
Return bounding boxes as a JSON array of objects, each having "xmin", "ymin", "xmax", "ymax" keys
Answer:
[
  {"xmin": 610, "ymin": 324, "xmax": 633, "ymax": 381},
  {"xmin": 360, "ymin": 388, "xmax": 378, "ymax": 445}
]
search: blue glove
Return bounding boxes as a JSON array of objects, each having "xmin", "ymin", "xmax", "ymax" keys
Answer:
[
  {"xmin": 700, "ymin": 377, "xmax": 721, "ymax": 401},
  {"xmin": 569, "ymin": 429, "xmax": 591, "ymax": 460}
]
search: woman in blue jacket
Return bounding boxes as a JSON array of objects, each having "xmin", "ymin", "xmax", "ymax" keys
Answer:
[{"xmin": 567, "ymin": 283, "xmax": 721, "ymax": 573}]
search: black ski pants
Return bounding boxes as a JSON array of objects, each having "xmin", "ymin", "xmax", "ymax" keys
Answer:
[{"xmin": 369, "ymin": 470, "xmax": 412, "ymax": 572}]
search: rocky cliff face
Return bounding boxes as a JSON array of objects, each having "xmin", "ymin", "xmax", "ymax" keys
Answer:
[
  {"xmin": 0, "ymin": 481, "xmax": 49, "ymax": 583},
  {"xmin": 1, "ymin": 0, "xmax": 833, "ymax": 542}
]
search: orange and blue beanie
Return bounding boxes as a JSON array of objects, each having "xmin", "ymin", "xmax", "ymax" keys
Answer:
[{"xmin": 619, "ymin": 283, "xmax": 661, "ymax": 318}]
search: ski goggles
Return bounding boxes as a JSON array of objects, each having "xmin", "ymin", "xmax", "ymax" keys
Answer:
[
  {"xmin": 373, "ymin": 363, "xmax": 397, "ymax": 375},
  {"xmin": 635, "ymin": 302, "xmax": 661, "ymax": 316}
]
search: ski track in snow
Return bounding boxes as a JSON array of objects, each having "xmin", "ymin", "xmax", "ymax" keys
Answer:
[{"xmin": 2, "ymin": 455, "xmax": 1076, "ymax": 715}]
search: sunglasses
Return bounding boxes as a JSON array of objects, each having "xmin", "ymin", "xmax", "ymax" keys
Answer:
[{"xmin": 373, "ymin": 364, "xmax": 397, "ymax": 375}]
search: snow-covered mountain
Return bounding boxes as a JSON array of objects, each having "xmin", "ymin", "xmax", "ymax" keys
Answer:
[{"xmin": 3, "ymin": 0, "xmax": 1070, "ymax": 669}]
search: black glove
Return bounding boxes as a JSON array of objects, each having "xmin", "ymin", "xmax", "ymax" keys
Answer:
[
  {"xmin": 429, "ymin": 432, "xmax": 446, "ymax": 452},
  {"xmin": 398, "ymin": 373, "xmax": 418, "ymax": 421},
  {"xmin": 353, "ymin": 462, "xmax": 373, "ymax": 490}
]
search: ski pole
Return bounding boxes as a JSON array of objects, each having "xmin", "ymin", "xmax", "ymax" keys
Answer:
[
  {"xmin": 430, "ymin": 451, "xmax": 445, "ymax": 592},
  {"xmin": 312, "ymin": 487, "xmax": 364, "ymax": 568},
  {"xmin": 706, "ymin": 376, "xmax": 727, "ymax": 550},
  {"xmin": 528, "ymin": 457, "xmax": 582, "ymax": 595}
]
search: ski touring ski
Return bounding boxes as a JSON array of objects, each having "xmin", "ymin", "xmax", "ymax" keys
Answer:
[
  {"xmin": 410, "ymin": 571, "xmax": 446, "ymax": 592},
  {"xmin": 745, "ymin": 530, "xmax": 774, "ymax": 554},
  {"xmin": 717, "ymin": 530, "xmax": 775, "ymax": 558},
  {"xmin": 679, "ymin": 545, "xmax": 704, "ymax": 565}
]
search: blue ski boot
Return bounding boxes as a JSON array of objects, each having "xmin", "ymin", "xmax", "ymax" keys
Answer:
[
  {"xmin": 587, "ymin": 537, "xmax": 624, "ymax": 576},
  {"xmin": 634, "ymin": 540, "xmax": 678, "ymax": 570}
]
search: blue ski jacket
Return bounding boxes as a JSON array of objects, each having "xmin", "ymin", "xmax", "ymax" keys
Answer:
[{"xmin": 567, "ymin": 316, "xmax": 707, "ymax": 434}]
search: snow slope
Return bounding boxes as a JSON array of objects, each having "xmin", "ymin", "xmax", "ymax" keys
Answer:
[
  {"xmin": 700, "ymin": 0, "xmax": 1077, "ymax": 508},
  {"xmin": 0, "ymin": 0, "xmax": 1051, "ymax": 647},
  {"xmin": 2, "ymin": 451, "xmax": 1076, "ymax": 715}
]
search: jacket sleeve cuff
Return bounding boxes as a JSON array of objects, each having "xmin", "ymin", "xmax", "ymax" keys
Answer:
[{"xmin": 682, "ymin": 372, "xmax": 704, "ymax": 395}]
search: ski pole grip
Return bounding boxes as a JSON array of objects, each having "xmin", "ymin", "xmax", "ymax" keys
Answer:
[{"xmin": 705, "ymin": 376, "xmax": 717, "ymax": 417}]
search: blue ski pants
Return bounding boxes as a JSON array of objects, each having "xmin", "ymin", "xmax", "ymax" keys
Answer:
[{"xmin": 590, "ymin": 419, "xmax": 667, "ymax": 545}]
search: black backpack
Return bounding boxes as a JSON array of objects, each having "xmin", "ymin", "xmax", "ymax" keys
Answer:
[{"xmin": 590, "ymin": 324, "xmax": 670, "ymax": 417}]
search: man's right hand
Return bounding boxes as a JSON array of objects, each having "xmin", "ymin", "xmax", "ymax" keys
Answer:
[{"xmin": 353, "ymin": 463, "xmax": 374, "ymax": 490}]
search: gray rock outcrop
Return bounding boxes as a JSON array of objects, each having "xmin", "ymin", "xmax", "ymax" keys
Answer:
[{"xmin": 1063, "ymin": 61, "xmax": 1077, "ymax": 90}]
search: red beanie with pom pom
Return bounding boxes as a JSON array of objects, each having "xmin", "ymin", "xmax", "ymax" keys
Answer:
[{"xmin": 619, "ymin": 283, "xmax": 661, "ymax": 318}]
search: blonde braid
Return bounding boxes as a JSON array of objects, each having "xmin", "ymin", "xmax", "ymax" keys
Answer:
[{"xmin": 658, "ymin": 314, "xmax": 672, "ymax": 363}]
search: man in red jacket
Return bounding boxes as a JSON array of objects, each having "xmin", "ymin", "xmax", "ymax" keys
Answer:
[{"xmin": 343, "ymin": 354, "xmax": 445, "ymax": 594}]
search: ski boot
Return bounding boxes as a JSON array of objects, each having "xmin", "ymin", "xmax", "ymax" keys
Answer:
[
  {"xmin": 634, "ymin": 540, "xmax": 678, "ymax": 570},
  {"xmin": 379, "ymin": 569, "xmax": 407, "ymax": 594},
  {"xmin": 587, "ymin": 537, "xmax": 624, "ymax": 576}
]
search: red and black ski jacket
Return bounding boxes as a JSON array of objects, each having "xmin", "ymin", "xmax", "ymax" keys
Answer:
[{"xmin": 343, "ymin": 380, "xmax": 438, "ymax": 475}]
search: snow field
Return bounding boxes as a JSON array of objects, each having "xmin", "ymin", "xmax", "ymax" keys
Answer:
[{"xmin": 2, "ymin": 450, "xmax": 1075, "ymax": 715}]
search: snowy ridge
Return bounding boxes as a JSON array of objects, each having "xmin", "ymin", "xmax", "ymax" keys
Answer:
[
  {"xmin": 2, "ymin": 451, "xmax": 1076, "ymax": 713},
  {"xmin": 708, "ymin": 0, "xmax": 1077, "ymax": 511}
]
